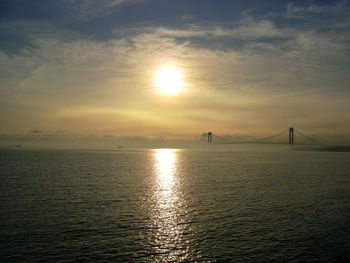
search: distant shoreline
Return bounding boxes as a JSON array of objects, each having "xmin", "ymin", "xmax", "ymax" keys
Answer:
[{"xmin": 295, "ymin": 145, "xmax": 350, "ymax": 152}]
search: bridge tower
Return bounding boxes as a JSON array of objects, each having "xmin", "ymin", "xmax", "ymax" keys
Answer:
[
  {"xmin": 208, "ymin": 132, "xmax": 212, "ymax": 144},
  {"xmin": 289, "ymin": 127, "xmax": 294, "ymax": 145}
]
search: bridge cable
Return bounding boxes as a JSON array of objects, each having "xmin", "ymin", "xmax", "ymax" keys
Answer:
[
  {"xmin": 212, "ymin": 129, "xmax": 289, "ymax": 144},
  {"xmin": 294, "ymin": 129, "xmax": 328, "ymax": 146}
]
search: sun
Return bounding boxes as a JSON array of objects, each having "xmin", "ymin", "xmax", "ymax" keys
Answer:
[{"xmin": 155, "ymin": 66, "xmax": 185, "ymax": 95}]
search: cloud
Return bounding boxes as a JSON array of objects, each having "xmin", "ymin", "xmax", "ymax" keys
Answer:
[
  {"xmin": 1, "ymin": 1, "xmax": 350, "ymax": 140},
  {"xmin": 62, "ymin": 0, "xmax": 147, "ymax": 20},
  {"xmin": 2, "ymin": 11, "xmax": 349, "ymax": 98},
  {"xmin": 181, "ymin": 14, "xmax": 194, "ymax": 20},
  {"xmin": 150, "ymin": 19, "xmax": 287, "ymax": 40},
  {"xmin": 286, "ymin": 1, "xmax": 350, "ymax": 17},
  {"xmin": 30, "ymin": 130, "xmax": 44, "ymax": 133}
]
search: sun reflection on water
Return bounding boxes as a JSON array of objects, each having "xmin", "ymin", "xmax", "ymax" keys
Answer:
[
  {"xmin": 155, "ymin": 149, "xmax": 177, "ymax": 201},
  {"xmin": 147, "ymin": 149, "xmax": 191, "ymax": 261}
]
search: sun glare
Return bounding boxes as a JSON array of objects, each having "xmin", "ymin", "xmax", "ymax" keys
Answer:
[
  {"xmin": 156, "ymin": 66, "xmax": 185, "ymax": 95},
  {"xmin": 154, "ymin": 148, "xmax": 177, "ymax": 188}
]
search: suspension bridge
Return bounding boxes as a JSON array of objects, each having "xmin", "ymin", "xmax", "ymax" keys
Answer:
[{"xmin": 206, "ymin": 127, "xmax": 328, "ymax": 146}]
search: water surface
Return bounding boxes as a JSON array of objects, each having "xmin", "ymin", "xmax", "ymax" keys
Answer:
[{"xmin": 1, "ymin": 148, "xmax": 349, "ymax": 262}]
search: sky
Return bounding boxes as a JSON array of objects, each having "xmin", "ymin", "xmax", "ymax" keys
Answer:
[{"xmin": 1, "ymin": 0, "xmax": 350, "ymax": 148}]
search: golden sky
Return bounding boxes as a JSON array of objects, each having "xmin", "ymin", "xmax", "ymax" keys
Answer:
[{"xmin": 1, "ymin": 0, "xmax": 350, "ymax": 147}]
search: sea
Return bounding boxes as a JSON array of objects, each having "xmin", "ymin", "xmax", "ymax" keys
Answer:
[{"xmin": 1, "ymin": 146, "xmax": 349, "ymax": 262}]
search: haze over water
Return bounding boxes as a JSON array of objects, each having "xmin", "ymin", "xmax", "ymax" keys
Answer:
[{"xmin": 1, "ymin": 147, "xmax": 349, "ymax": 262}]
